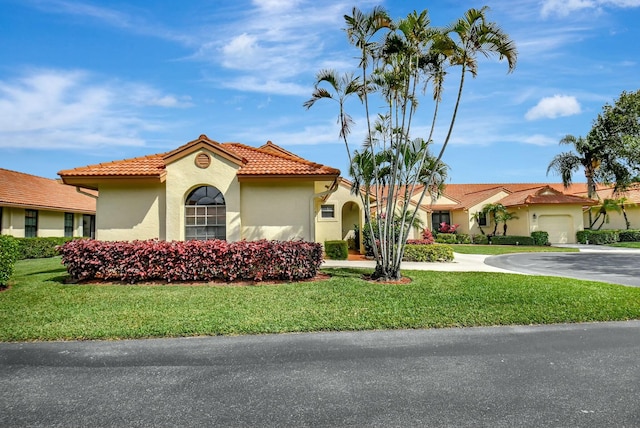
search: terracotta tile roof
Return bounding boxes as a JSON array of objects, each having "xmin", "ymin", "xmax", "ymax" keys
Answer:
[
  {"xmin": 0, "ymin": 168, "xmax": 96, "ymax": 213},
  {"xmin": 58, "ymin": 154, "xmax": 166, "ymax": 178},
  {"xmin": 58, "ymin": 135, "xmax": 339, "ymax": 186},
  {"xmin": 498, "ymin": 186, "xmax": 596, "ymax": 207},
  {"xmin": 223, "ymin": 142, "xmax": 340, "ymax": 177}
]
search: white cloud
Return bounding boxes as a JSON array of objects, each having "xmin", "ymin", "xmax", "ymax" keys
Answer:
[
  {"xmin": 541, "ymin": 0, "xmax": 640, "ymax": 17},
  {"xmin": 525, "ymin": 95, "xmax": 581, "ymax": 120},
  {"xmin": 522, "ymin": 134, "xmax": 558, "ymax": 146},
  {"xmin": 0, "ymin": 69, "xmax": 190, "ymax": 149}
]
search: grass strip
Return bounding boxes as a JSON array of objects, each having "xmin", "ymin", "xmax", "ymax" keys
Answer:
[
  {"xmin": 450, "ymin": 244, "xmax": 579, "ymax": 255},
  {"xmin": 1, "ymin": 257, "xmax": 639, "ymax": 341}
]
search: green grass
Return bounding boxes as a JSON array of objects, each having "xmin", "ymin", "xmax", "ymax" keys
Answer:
[
  {"xmin": 609, "ymin": 242, "xmax": 640, "ymax": 248},
  {"xmin": 1, "ymin": 257, "xmax": 639, "ymax": 341},
  {"xmin": 450, "ymin": 244, "xmax": 579, "ymax": 255}
]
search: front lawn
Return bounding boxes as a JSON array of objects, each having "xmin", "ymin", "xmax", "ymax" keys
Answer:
[
  {"xmin": 609, "ymin": 242, "xmax": 640, "ymax": 249},
  {"xmin": 450, "ymin": 244, "xmax": 579, "ymax": 255},
  {"xmin": 1, "ymin": 257, "xmax": 639, "ymax": 341}
]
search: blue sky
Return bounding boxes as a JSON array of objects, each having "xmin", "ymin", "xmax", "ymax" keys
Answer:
[{"xmin": 1, "ymin": 0, "xmax": 639, "ymax": 184}]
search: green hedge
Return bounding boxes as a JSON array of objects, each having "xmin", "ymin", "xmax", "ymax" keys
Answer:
[
  {"xmin": 455, "ymin": 233, "xmax": 471, "ymax": 244},
  {"xmin": 403, "ymin": 243, "xmax": 454, "ymax": 262},
  {"xmin": 16, "ymin": 237, "xmax": 74, "ymax": 259},
  {"xmin": 0, "ymin": 235, "xmax": 19, "ymax": 286},
  {"xmin": 472, "ymin": 234, "xmax": 489, "ymax": 245},
  {"xmin": 531, "ymin": 231, "xmax": 549, "ymax": 246},
  {"xmin": 489, "ymin": 235, "xmax": 535, "ymax": 246},
  {"xmin": 576, "ymin": 230, "xmax": 619, "ymax": 245},
  {"xmin": 619, "ymin": 230, "xmax": 640, "ymax": 242},
  {"xmin": 435, "ymin": 233, "xmax": 457, "ymax": 244},
  {"xmin": 324, "ymin": 240, "xmax": 349, "ymax": 260}
]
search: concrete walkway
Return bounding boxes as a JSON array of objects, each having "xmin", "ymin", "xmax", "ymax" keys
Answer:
[{"xmin": 323, "ymin": 252, "xmax": 514, "ymax": 273}]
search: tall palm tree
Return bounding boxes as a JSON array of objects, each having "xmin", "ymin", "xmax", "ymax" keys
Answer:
[
  {"xmin": 547, "ymin": 134, "xmax": 604, "ymax": 226},
  {"xmin": 304, "ymin": 70, "xmax": 361, "ymax": 166}
]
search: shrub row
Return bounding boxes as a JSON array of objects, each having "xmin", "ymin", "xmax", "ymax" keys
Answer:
[
  {"xmin": 403, "ymin": 244, "xmax": 454, "ymax": 262},
  {"xmin": 16, "ymin": 237, "xmax": 74, "ymax": 259},
  {"xmin": 0, "ymin": 235, "xmax": 20, "ymax": 286},
  {"xmin": 531, "ymin": 231, "xmax": 550, "ymax": 246},
  {"xmin": 489, "ymin": 235, "xmax": 535, "ymax": 246},
  {"xmin": 58, "ymin": 239, "xmax": 323, "ymax": 283},
  {"xmin": 324, "ymin": 240, "xmax": 348, "ymax": 260},
  {"xmin": 576, "ymin": 229, "xmax": 640, "ymax": 245}
]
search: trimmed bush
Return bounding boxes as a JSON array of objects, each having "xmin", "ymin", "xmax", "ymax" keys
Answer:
[
  {"xmin": 472, "ymin": 234, "xmax": 489, "ymax": 245},
  {"xmin": 325, "ymin": 240, "xmax": 348, "ymax": 260},
  {"xmin": 17, "ymin": 237, "xmax": 74, "ymax": 259},
  {"xmin": 403, "ymin": 243, "xmax": 454, "ymax": 262},
  {"xmin": 490, "ymin": 235, "xmax": 535, "ymax": 246},
  {"xmin": 531, "ymin": 231, "xmax": 549, "ymax": 246},
  {"xmin": 406, "ymin": 239, "xmax": 434, "ymax": 245},
  {"xmin": 619, "ymin": 230, "xmax": 640, "ymax": 242},
  {"xmin": 435, "ymin": 233, "xmax": 457, "ymax": 244},
  {"xmin": 58, "ymin": 239, "xmax": 323, "ymax": 283},
  {"xmin": 0, "ymin": 235, "xmax": 19, "ymax": 286},
  {"xmin": 576, "ymin": 230, "xmax": 619, "ymax": 245},
  {"xmin": 455, "ymin": 233, "xmax": 471, "ymax": 244}
]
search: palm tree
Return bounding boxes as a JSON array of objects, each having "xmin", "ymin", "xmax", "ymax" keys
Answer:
[
  {"xmin": 495, "ymin": 211, "xmax": 519, "ymax": 236},
  {"xmin": 481, "ymin": 203, "xmax": 506, "ymax": 236},
  {"xmin": 590, "ymin": 198, "xmax": 622, "ymax": 230},
  {"xmin": 547, "ymin": 134, "xmax": 606, "ymax": 227},
  {"xmin": 304, "ymin": 70, "xmax": 361, "ymax": 166}
]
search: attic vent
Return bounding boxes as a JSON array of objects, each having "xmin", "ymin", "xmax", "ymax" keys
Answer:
[
  {"xmin": 195, "ymin": 153, "xmax": 211, "ymax": 169},
  {"xmin": 541, "ymin": 189, "xmax": 555, "ymax": 195}
]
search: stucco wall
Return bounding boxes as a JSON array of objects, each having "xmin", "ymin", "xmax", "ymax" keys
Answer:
[
  {"xmin": 96, "ymin": 183, "xmax": 165, "ymax": 241},
  {"xmin": 530, "ymin": 204, "xmax": 585, "ymax": 243},
  {"xmin": 165, "ymin": 149, "xmax": 240, "ymax": 242},
  {"xmin": 586, "ymin": 206, "xmax": 640, "ymax": 230},
  {"xmin": 461, "ymin": 191, "xmax": 510, "ymax": 235},
  {"xmin": 241, "ymin": 181, "xmax": 314, "ymax": 241},
  {"xmin": 315, "ymin": 183, "xmax": 365, "ymax": 245},
  {"xmin": 0, "ymin": 208, "xmax": 84, "ymax": 237}
]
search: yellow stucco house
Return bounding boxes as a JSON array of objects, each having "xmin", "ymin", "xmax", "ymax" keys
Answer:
[
  {"xmin": 0, "ymin": 168, "xmax": 96, "ymax": 238},
  {"xmin": 58, "ymin": 135, "xmax": 366, "ymax": 245}
]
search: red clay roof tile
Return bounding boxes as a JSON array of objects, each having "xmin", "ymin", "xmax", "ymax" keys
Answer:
[{"xmin": 0, "ymin": 168, "xmax": 96, "ymax": 213}]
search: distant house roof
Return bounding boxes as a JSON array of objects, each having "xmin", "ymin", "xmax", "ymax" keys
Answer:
[
  {"xmin": 58, "ymin": 135, "xmax": 340, "ymax": 189},
  {"xmin": 0, "ymin": 168, "xmax": 96, "ymax": 213},
  {"xmin": 498, "ymin": 186, "xmax": 597, "ymax": 207}
]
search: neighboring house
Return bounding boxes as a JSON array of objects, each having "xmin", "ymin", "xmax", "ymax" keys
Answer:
[
  {"xmin": 58, "ymin": 135, "xmax": 366, "ymax": 244},
  {"xmin": 0, "ymin": 168, "xmax": 96, "ymax": 238},
  {"xmin": 402, "ymin": 182, "xmax": 640, "ymax": 244}
]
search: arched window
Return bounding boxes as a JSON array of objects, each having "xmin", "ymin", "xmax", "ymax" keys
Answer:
[{"xmin": 185, "ymin": 186, "xmax": 226, "ymax": 240}]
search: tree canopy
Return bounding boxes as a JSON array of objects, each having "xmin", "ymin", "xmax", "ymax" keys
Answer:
[{"xmin": 305, "ymin": 6, "xmax": 517, "ymax": 280}]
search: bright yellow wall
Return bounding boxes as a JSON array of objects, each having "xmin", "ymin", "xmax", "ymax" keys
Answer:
[
  {"xmin": 241, "ymin": 181, "xmax": 314, "ymax": 241},
  {"xmin": 316, "ymin": 183, "xmax": 365, "ymax": 245},
  {"xmin": 96, "ymin": 183, "xmax": 165, "ymax": 241},
  {"xmin": 587, "ymin": 205, "xmax": 640, "ymax": 230},
  {"xmin": 165, "ymin": 149, "xmax": 241, "ymax": 241}
]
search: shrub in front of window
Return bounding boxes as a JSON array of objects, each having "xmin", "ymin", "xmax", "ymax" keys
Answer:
[
  {"xmin": 58, "ymin": 239, "xmax": 323, "ymax": 283},
  {"xmin": 435, "ymin": 233, "xmax": 457, "ymax": 244},
  {"xmin": 324, "ymin": 240, "xmax": 349, "ymax": 260},
  {"xmin": 18, "ymin": 237, "xmax": 74, "ymax": 259},
  {"xmin": 0, "ymin": 235, "xmax": 19, "ymax": 286},
  {"xmin": 530, "ymin": 231, "xmax": 549, "ymax": 246},
  {"xmin": 438, "ymin": 222, "xmax": 459, "ymax": 234},
  {"xmin": 402, "ymin": 244, "xmax": 454, "ymax": 262}
]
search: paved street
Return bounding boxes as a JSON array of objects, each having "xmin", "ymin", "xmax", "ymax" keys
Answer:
[{"xmin": 2, "ymin": 321, "xmax": 640, "ymax": 427}]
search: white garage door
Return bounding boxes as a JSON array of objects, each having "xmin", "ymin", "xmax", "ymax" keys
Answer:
[{"xmin": 538, "ymin": 215, "xmax": 573, "ymax": 244}]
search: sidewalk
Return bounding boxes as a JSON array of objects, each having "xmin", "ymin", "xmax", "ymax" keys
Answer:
[{"xmin": 322, "ymin": 253, "xmax": 514, "ymax": 273}]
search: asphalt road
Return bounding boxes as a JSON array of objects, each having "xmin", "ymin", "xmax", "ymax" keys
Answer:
[
  {"xmin": 2, "ymin": 322, "xmax": 640, "ymax": 427},
  {"xmin": 485, "ymin": 251, "xmax": 640, "ymax": 287}
]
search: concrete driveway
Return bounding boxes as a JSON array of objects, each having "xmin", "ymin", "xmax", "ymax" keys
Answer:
[{"xmin": 485, "ymin": 245, "xmax": 640, "ymax": 287}]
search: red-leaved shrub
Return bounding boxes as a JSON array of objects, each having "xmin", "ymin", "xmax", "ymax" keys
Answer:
[
  {"xmin": 438, "ymin": 222, "xmax": 459, "ymax": 234},
  {"xmin": 58, "ymin": 239, "xmax": 323, "ymax": 283}
]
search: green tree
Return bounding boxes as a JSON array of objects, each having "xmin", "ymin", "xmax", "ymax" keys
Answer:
[
  {"xmin": 481, "ymin": 203, "xmax": 507, "ymax": 236},
  {"xmin": 589, "ymin": 89, "xmax": 640, "ymax": 192},
  {"xmin": 306, "ymin": 6, "xmax": 516, "ymax": 280},
  {"xmin": 590, "ymin": 198, "xmax": 623, "ymax": 230},
  {"xmin": 495, "ymin": 210, "xmax": 519, "ymax": 236}
]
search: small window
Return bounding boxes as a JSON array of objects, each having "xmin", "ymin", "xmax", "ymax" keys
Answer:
[
  {"xmin": 83, "ymin": 214, "xmax": 96, "ymax": 238},
  {"xmin": 321, "ymin": 204, "xmax": 335, "ymax": 219},
  {"xmin": 478, "ymin": 212, "xmax": 487, "ymax": 226},
  {"xmin": 25, "ymin": 209, "xmax": 38, "ymax": 238},
  {"xmin": 431, "ymin": 210, "xmax": 450, "ymax": 228},
  {"xmin": 64, "ymin": 213, "xmax": 74, "ymax": 237}
]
